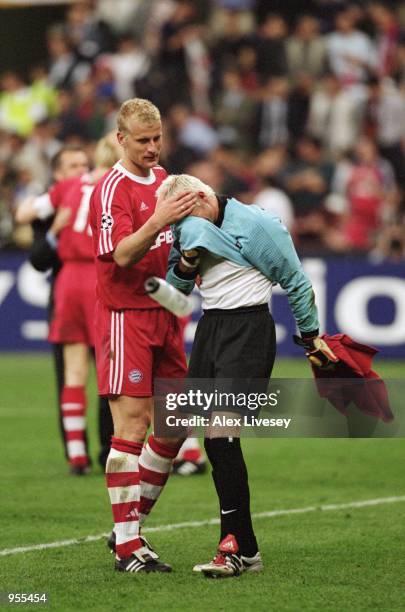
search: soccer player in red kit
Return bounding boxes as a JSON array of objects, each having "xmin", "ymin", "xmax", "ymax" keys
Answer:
[
  {"xmin": 16, "ymin": 137, "xmax": 120, "ymax": 472},
  {"xmin": 89, "ymin": 98, "xmax": 197, "ymax": 573}
]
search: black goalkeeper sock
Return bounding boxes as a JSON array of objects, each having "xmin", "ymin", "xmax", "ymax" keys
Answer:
[{"xmin": 204, "ymin": 437, "xmax": 258, "ymax": 557}]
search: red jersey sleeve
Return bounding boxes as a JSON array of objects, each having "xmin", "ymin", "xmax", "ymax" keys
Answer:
[{"xmin": 95, "ymin": 176, "xmax": 134, "ymax": 258}]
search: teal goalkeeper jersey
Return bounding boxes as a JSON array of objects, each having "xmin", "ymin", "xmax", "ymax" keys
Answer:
[{"xmin": 166, "ymin": 197, "xmax": 319, "ymax": 335}]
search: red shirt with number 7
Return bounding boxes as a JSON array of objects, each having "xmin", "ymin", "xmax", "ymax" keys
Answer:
[{"xmin": 48, "ymin": 173, "xmax": 95, "ymax": 262}]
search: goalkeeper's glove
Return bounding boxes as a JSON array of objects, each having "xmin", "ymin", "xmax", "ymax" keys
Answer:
[
  {"xmin": 293, "ymin": 335, "xmax": 339, "ymax": 369},
  {"xmin": 180, "ymin": 248, "xmax": 200, "ymax": 270}
]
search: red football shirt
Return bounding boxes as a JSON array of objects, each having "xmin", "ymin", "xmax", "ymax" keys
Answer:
[
  {"xmin": 89, "ymin": 161, "xmax": 173, "ymax": 310},
  {"xmin": 48, "ymin": 174, "xmax": 95, "ymax": 262}
]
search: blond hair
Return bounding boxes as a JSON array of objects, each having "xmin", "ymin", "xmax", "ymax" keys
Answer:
[
  {"xmin": 94, "ymin": 134, "xmax": 121, "ymax": 168},
  {"xmin": 156, "ymin": 174, "xmax": 215, "ymax": 201},
  {"xmin": 117, "ymin": 98, "xmax": 161, "ymax": 133}
]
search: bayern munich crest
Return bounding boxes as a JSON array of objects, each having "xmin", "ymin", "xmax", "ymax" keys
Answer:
[
  {"xmin": 128, "ymin": 369, "xmax": 143, "ymax": 384},
  {"xmin": 101, "ymin": 213, "xmax": 113, "ymax": 231}
]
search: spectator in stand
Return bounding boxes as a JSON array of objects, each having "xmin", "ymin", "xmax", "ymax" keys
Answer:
[
  {"xmin": 257, "ymin": 77, "xmax": 290, "ymax": 149},
  {"xmin": 73, "ymin": 79, "xmax": 108, "ymax": 140},
  {"xmin": 341, "ymin": 136, "xmax": 398, "ymax": 252},
  {"xmin": 252, "ymin": 146, "xmax": 294, "ymax": 230},
  {"xmin": 308, "ymin": 72, "xmax": 367, "ymax": 155},
  {"xmin": 158, "ymin": 0, "xmax": 199, "ymax": 106},
  {"xmin": 394, "ymin": 36, "xmax": 405, "ymax": 85},
  {"xmin": 29, "ymin": 66, "xmax": 58, "ymax": 122},
  {"xmin": 13, "ymin": 120, "xmax": 61, "ymax": 190},
  {"xmin": 0, "ymin": 72, "xmax": 51, "ymax": 137},
  {"xmin": 185, "ymin": 158, "xmax": 225, "ymax": 194},
  {"xmin": 55, "ymin": 88, "xmax": 85, "ymax": 142},
  {"xmin": 95, "ymin": 0, "xmax": 141, "ymax": 37},
  {"xmin": 327, "ymin": 7, "xmax": 376, "ymax": 87},
  {"xmin": 283, "ymin": 135, "xmax": 333, "ymax": 250},
  {"xmin": 213, "ymin": 68, "xmax": 257, "ymax": 155},
  {"xmin": 254, "ymin": 145, "xmax": 288, "ymax": 185},
  {"xmin": 210, "ymin": 6, "xmax": 255, "ymax": 86},
  {"xmin": 371, "ymin": 223, "xmax": 405, "ymax": 263},
  {"xmin": 93, "ymin": 58, "xmax": 116, "ymax": 101},
  {"xmin": 365, "ymin": 77, "xmax": 405, "ymax": 183},
  {"xmin": 103, "ymin": 35, "xmax": 151, "ymax": 103},
  {"xmin": 169, "ymin": 103, "xmax": 219, "ymax": 156},
  {"xmin": 235, "ymin": 45, "xmax": 259, "ymax": 94},
  {"xmin": 287, "ymin": 15, "xmax": 327, "ymax": 83},
  {"xmin": 368, "ymin": 1, "xmax": 402, "ymax": 78},
  {"xmin": 181, "ymin": 23, "xmax": 212, "ymax": 117},
  {"xmin": 253, "ymin": 176, "xmax": 294, "ymax": 231},
  {"xmin": 255, "ymin": 13, "xmax": 288, "ymax": 84},
  {"xmin": 209, "ymin": 145, "xmax": 255, "ymax": 199},
  {"xmin": 46, "ymin": 25, "xmax": 91, "ymax": 89},
  {"xmin": 98, "ymin": 96, "xmax": 120, "ymax": 134},
  {"xmin": 160, "ymin": 120, "xmax": 199, "ymax": 174},
  {"xmin": 64, "ymin": 0, "xmax": 112, "ymax": 62},
  {"xmin": 288, "ymin": 73, "xmax": 313, "ymax": 144}
]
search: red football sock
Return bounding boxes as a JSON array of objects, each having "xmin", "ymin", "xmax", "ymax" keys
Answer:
[
  {"xmin": 138, "ymin": 434, "xmax": 182, "ymax": 524},
  {"xmin": 61, "ymin": 386, "xmax": 88, "ymax": 467},
  {"xmin": 106, "ymin": 437, "xmax": 143, "ymax": 559}
]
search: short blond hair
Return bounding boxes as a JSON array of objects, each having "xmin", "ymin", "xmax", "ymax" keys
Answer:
[
  {"xmin": 156, "ymin": 174, "xmax": 216, "ymax": 201},
  {"xmin": 94, "ymin": 134, "xmax": 121, "ymax": 168},
  {"xmin": 117, "ymin": 98, "xmax": 161, "ymax": 133}
]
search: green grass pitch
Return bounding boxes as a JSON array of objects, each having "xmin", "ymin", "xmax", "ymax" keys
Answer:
[{"xmin": 0, "ymin": 354, "xmax": 404, "ymax": 611}]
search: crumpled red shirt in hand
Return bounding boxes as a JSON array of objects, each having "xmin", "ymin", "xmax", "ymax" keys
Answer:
[{"xmin": 311, "ymin": 334, "xmax": 393, "ymax": 423}]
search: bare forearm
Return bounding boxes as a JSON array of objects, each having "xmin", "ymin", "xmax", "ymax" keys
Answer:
[
  {"xmin": 113, "ymin": 216, "xmax": 162, "ymax": 267},
  {"xmin": 15, "ymin": 197, "xmax": 36, "ymax": 224},
  {"xmin": 113, "ymin": 190, "xmax": 198, "ymax": 267}
]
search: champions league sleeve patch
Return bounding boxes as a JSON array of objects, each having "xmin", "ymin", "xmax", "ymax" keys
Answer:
[{"xmin": 101, "ymin": 213, "xmax": 114, "ymax": 231}]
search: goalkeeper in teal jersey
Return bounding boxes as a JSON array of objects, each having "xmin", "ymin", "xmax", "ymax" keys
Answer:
[{"xmin": 160, "ymin": 174, "xmax": 337, "ymax": 577}]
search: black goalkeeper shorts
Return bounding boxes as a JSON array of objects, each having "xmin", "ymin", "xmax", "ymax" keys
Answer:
[{"xmin": 187, "ymin": 304, "xmax": 276, "ymax": 410}]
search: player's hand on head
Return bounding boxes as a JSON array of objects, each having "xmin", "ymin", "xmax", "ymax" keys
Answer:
[
  {"xmin": 50, "ymin": 207, "xmax": 72, "ymax": 236},
  {"xmin": 154, "ymin": 190, "xmax": 197, "ymax": 227},
  {"xmin": 293, "ymin": 335, "xmax": 339, "ymax": 370}
]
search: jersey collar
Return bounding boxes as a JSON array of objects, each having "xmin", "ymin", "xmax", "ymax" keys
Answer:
[
  {"xmin": 215, "ymin": 195, "xmax": 229, "ymax": 228},
  {"xmin": 114, "ymin": 161, "xmax": 156, "ymax": 185}
]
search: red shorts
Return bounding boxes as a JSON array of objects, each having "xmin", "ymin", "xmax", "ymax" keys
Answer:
[
  {"xmin": 95, "ymin": 301, "xmax": 187, "ymax": 397},
  {"xmin": 48, "ymin": 262, "xmax": 96, "ymax": 346}
]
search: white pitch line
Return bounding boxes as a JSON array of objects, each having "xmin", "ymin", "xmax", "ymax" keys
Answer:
[{"xmin": 1, "ymin": 495, "xmax": 404, "ymax": 558}]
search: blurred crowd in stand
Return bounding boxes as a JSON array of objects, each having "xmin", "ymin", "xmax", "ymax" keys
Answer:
[{"xmin": 1, "ymin": 0, "xmax": 405, "ymax": 260}]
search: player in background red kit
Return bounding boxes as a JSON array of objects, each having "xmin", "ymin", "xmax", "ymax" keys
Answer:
[
  {"xmin": 89, "ymin": 98, "xmax": 197, "ymax": 573},
  {"xmin": 16, "ymin": 135, "xmax": 121, "ymax": 473}
]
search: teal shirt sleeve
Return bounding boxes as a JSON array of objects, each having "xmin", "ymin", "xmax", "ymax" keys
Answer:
[{"xmin": 241, "ymin": 217, "xmax": 319, "ymax": 334}]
